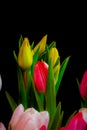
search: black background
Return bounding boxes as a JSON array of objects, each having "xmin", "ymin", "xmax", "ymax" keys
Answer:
[{"xmin": 0, "ymin": 2, "xmax": 87, "ymax": 128}]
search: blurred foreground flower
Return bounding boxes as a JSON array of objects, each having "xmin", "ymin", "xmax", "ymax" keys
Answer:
[
  {"xmin": 0, "ymin": 122, "xmax": 6, "ymax": 130},
  {"xmin": 8, "ymin": 104, "xmax": 49, "ymax": 130},
  {"xmin": 60, "ymin": 108, "xmax": 87, "ymax": 130}
]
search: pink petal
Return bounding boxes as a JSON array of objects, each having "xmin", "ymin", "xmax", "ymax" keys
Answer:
[
  {"xmin": 8, "ymin": 104, "xmax": 24, "ymax": 129},
  {"xmin": 0, "ymin": 122, "xmax": 6, "ymax": 130},
  {"xmin": 40, "ymin": 111, "xmax": 49, "ymax": 128},
  {"xmin": 79, "ymin": 108, "xmax": 87, "ymax": 123},
  {"xmin": 13, "ymin": 107, "xmax": 49, "ymax": 130},
  {"xmin": 80, "ymin": 70, "xmax": 87, "ymax": 100},
  {"xmin": 65, "ymin": 112, "xmax": 87, "ymax": 130}
]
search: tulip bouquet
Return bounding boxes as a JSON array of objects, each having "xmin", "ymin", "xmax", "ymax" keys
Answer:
[
  {"xmin": 1, "ymin": 34, "xmax": 87, "ymax": 130},
  {"xmin": 4, "ymin": 34, "xmax": 70, "ymax": 130}
]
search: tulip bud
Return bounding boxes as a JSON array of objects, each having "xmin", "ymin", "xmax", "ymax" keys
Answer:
[
  {"xmin": 33, "ymin": 35, "xmax": 47, "ymax": 55},
  {"xmin": 80, "ymin": 70, "xmax": 87, "ymax": 100},
  {"xmin": 18, "ymin": 37, "xmax": 33, "ymax": 70},
  {"xmin": 34, "ymin": 61, "xmax": 48, "ymax": 93},
  {"xmin": 49, "ymin": 47, "xmax": 60, "ymax": 74},
  {"xmin": 49, "ymin": 47, "xmax": 60, "ymax": 84}
]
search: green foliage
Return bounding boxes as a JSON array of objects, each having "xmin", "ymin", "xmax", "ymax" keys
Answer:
[
  {"xmin": 5, "ymin": 91, "xmax": 17, "ymax": 112},
  {"xmin": 55, "ymin": 56, "xmax": 70, "ymax": 94}
]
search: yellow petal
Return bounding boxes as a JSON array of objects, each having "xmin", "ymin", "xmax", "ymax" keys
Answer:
[
  {"xmin": 18, "ymin": 38, "xmax": 33, "ymax": 70},
  {"xmin": 49, "ymin": 47, "xmax": 60, "ymax": 73},
  {"xmin": 33, "ymin": 34, "xmax": 47, "ymax": 55}
]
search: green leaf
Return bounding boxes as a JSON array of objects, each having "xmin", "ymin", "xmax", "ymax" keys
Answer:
[
  {"xmin": 25, "ymin": 69, "xmax": 32, "ymax": 95},
  {"xmin": 55, "ymin": 56, "xmax": 70, "ymax": 94},
  {"xmin": 18, "ymin": 35, "xmax": 23, "ymax": 49},
  {"xmin": 48, "ymin": 102, "xmax": 64, "ymax": 130},
  {"xmin": 31, "ymin": 76, "xmax": 44, "ymax": 111},
  {"xmin": 53, "ymin": 57, "xmax": 60, "ymax": 69},
  {"xmin": 45, "ymin": 58, "xmax": 56, "ymax": 122},
  {"xmin": 48, "ymin": 41, "xmax": 56, "ymax": 49},
  {"xmin": 17, "ymin": 67, "xmax": 27, "ymax": 109},
  {"xmin": 5, "ymin": 91, "xmax": 17, "ymax": 112},
  {"xmin": 76, "ymin": 78, "xmax": 80, "ymax": 89},
  {"xmin": 38, "ymin": 41, "xmax": 56, "ymax": 61},
  {"xmin": 13, "ymin": 50, "xmax": 18, "ymax": 63},
  {"xmin": 31, "ymin": 41, "xmax": 34, "ymax": 49},
  {"xmin": 31, "ymin": 46, "xmax": 39, "ymax": 75}
]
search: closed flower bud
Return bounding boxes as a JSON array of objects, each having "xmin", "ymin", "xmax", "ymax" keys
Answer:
[
  {"xmin": 8, "ymin": 104, "xmax": 49, "ymax": 130},
  {"xmin": 33, "ymin": 35, "xmax": 47, "ymax": 55},
  {"xmin": 34, "ymin": 61, "xmax": 48, "ymax": 93},
  {"xmin": 49, "ymin": 47, "xmax": 60, "ymax": 84},
  {"xmin": 80, "ymin": 70, "xmax": 87, "ymax": 100},
  {"xmin": 18, "ymin": 38, "xmax": 33, "ymax": 70},
  {"xmin": 49, "ymin": 47, "xmax": 60, "ymax": 74}
]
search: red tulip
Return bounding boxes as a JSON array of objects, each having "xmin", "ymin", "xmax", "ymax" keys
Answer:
[
  {"xmin": 34, "ymin": 61, "xmax": 48, "ymax": 93},
  {"xmin": 80, "ymin": 70, "xmax": 87, "ymax": 100},
  {"xmin": 60, "ymin": 108, "xmax": 87, "ymax": 130}
]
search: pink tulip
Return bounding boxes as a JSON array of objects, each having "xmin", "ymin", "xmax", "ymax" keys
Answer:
[
  {"xmin": 80, "ymin": 70, "xmax": 87, "ymax": 100},
  {"xmin": 60, "ymin": 108, "xmax": 87, "ymax": 130},
  {"xmin": 0, "ymin": 122, "xmax": 6, "ymax": 130},
  {"xmin": 8, "ymin": 104, "xmax": 49, "ymax": 130},
  {"xmin": 34, "ymin": 61, "xmax": 48, "ymax": 93}
]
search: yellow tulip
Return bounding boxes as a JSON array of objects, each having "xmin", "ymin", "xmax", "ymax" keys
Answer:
[
  {"xmin": 18, "ymin": 37, "xmax": 33, "ymax": 70},
  {"xmin": 33, "ymin": 34, "xmax": 47, "ymax": 55},
  {"xmin": 49, "ymin": 47, "xmax": 60, "ymax": 74}
]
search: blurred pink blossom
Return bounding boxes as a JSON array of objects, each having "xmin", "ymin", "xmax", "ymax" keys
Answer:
[
  {"xmin": 60, "ymin": 108, "xmax": 87, "ymax": 130},
  {"xmin": 0, "ymin": 122, "xmax": 6, "ymax": 130},
  {"xmin": 8, "ymin": 104, "xmax": 49, "ymax": 130}
]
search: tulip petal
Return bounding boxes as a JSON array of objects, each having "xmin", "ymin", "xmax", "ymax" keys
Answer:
[
  {"xmin": 33, "ymin": 35, "xmax": 47, "ymax": 55},
  {"xmin": 34, "ymin": 61, "xmax": 48, "ymax": 93},
  {"xmin": 12, "ymin": 107, "xmax": 49, "ymax": 130},
  {"xmin": 0, "ymin": 122, "xmax": 6, "ymax": 130},
  {"xmin": 8, "ymin": 104, "xmax": 24, "ymax": 129},
  {"xmin": 80, "ymin": 70, "xmax": 87, "ymax": 100},
  {"xmin": 79, "ymin": 108, "xmax": 87, "ymax": 123}
]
